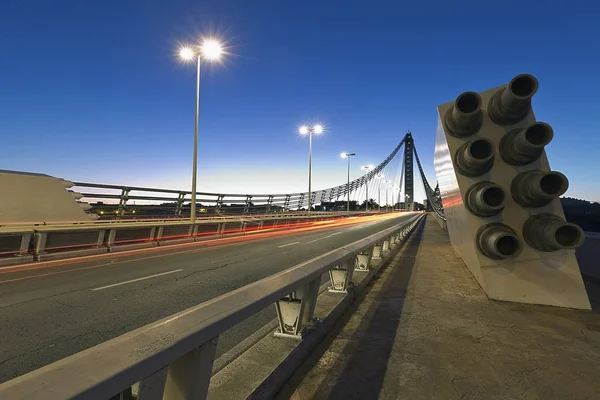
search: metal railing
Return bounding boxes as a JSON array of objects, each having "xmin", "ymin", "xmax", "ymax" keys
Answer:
[
  {"xmin": 0, "ymin": 214, "xmax": 424, "ymax": 400},
  {"xmin": 0, "ymin": 211, "xmax": 372, "ymax": 266},
  {"xmin": 71, "ymin": 136, "xmax": 409, "ymax": 219}
]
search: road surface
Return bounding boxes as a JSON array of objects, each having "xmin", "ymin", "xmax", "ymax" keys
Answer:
[{"xmin": 0, "ymin": 212, "xmax": 417, "ymax": 383}]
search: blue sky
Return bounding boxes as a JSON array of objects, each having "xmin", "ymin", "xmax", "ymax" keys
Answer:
[{"xmin": 1, "ymin": 1, "xmax": 598, "ymax": 202}]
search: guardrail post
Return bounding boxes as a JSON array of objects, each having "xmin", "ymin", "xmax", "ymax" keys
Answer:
[
  {"xmin": 20, "ymin": 233, "xmax": 32, "ymax": 255},
  {"xmin": 328, "ymin": 257, "xmax": 355, "ymax": 293},
  {"xmin": 216, "ymin": 195, "xmax": 224, "ymax": 214},
  {"xmin": 137, "ymin": 367, "xmax": 168, "ymax": 400},
  {"xmin": 33, "ymin": 232, "xmax": 47, "ymax": 257},
  {"xmin": 106, "ymin": 229, "xmax": 117, "ymax": 248},
  {"xmin": 382, "ymin": 237, "xmax": 391, "ymax": 252},
  {"xmin": 355, "ymin": 249, "xmax": 373, "ymax": 271},
  {"xmin": 175, "ymin": 192, "xmax": 186, "ymax": 217},
  {"xmin": 117, "ymin": 189, "xmax": 130, "ymax": 219},
  {"xmin": 371, "ymin": 242, "xmax": 383, "ymax": 260},
  {"xmin": 244, "ymin": 195, "xmax": 252, "ymax": 214},
  {"xmin": 162, "ymin": 336, "xmax": 218, "ymax": 400},
  {"xmin": 156, "ymin": 226, "xmax": 165, "ymax": 243},
  {"xmin": 96, "ymin": 230, "xmax": 105, "ymax": 248},
  {"xmin": 297, "ymin": 193, "xmax": 305, "ymax": 210},
  {"xmin": 274, "ymin": 277, "xmax": 320, "ymax": 338}
]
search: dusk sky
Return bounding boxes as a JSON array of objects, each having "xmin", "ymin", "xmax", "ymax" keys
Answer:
[{"xmin": 1, "ymin": 1, "xmax": 598, "ymax": 202}]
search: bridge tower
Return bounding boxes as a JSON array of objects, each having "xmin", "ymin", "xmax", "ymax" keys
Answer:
[{"xmin": 403, "ymin": 132, "xmax": 414, "ymax": 210}]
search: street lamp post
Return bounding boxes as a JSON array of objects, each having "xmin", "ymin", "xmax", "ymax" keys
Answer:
[
  {"xmin": 384, "ymin": 179, "xmax": 391, "ymax": 212},
  {"xmin": 341, "ymin": 152, "xmax": 356, "ymax": 213},
  {"xmin": 299, "ymin": 125, "xmax": 324, "ymax": 215},
  {"xmin": 361, "ymin": 164, "xmax": 374, "ymax": 212},
  {"xmin": 179, "ymin": 39, "xmax": 224, "ymax": 223},
  {"xmin": 376, "ymin": 174, "xmax": 383, "ymax": 212}
]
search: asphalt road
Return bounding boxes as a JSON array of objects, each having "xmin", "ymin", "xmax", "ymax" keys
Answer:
[{"xmin": 0, "ymin": 212, "xmax": 418, "ymax": 383}]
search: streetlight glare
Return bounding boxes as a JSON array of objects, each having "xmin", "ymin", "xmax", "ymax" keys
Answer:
[
  {"xmin": 313, "ymin": 124, "xmax": 324, "ymax": 134},
  {"xmin": 299, "ymin": 126, "xmax": 309, "ymax": 135},
  {"xmin": 179, "ymin": 47, "xmax": 195, "ymax": 61},
  {"xmin": 341, "ymin": 152, "xmax": 347, "ymax": 158},
  {"xmin": 200, "ymin": 39, "xmax": 223, "ymax": 61}
]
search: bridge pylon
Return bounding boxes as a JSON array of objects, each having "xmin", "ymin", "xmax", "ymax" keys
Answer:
[{"xmin": 434, "ymin": 74, "xmax": 590, "ymax": 310}]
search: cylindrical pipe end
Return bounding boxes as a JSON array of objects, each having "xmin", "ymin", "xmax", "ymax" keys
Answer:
[
  {"xmin": 500, "ymin": 122, "xmax": 554, "ymax": 166},
  {"xmin": 511, "ymin": 170, "xmax": 569, "ymax": 207},
  {"xmin": 455, "ymin": 139, "xmax": 494, "ymax": 177},
  {"xmin": 477, "ymin": 223, "xmax": 522, "ymax": 259},
  {"xmin": 488, "ymin": 74, "xmax": 539, "ymax": 125},
  {"xmin": 466, "ymin": 182, "xmax": 506, "ymax": 217},
  {"xmin": 444, "ymin": 91, "xmax": 483, "ymax": 137},
  {"xmin": 523, "ymin": 214, "xmax": 585, "ymax": 251}
]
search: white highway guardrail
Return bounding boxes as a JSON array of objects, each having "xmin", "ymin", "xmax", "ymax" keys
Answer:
[
  {"xmin": 0, "ymin": 214, "xmax": 424, "ymax": 400},
  {"xmin": 0, "ymin": 211, "xmax": 377, "ymax": 267}
]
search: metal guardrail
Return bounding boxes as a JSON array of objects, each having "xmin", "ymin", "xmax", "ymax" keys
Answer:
[
  {"xmin": 0, "ymin": 212, "xmax": 374, "ymax": 266},
  {"xmin": 0, "ymin": 214, "xmax": 424, "ymax": 400},
  {"xmin": 71, "ymin": 137, "xmax": 408, "ymax": 219}
]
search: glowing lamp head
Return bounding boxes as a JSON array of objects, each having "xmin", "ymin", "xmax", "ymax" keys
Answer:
[
  {"xmin": 313, "ymin": 124, "xmax": 324, "ymax": 134},
  {"xmin": 179, "ymin": 47, "xmax": 195, "ymax": 61},
  {"xmin": 200, "ymin": 39, "xmax": 223, "ymax": 61},
  {"xmin": 299, "ymin": 126, "xmax": 309, "ymax": 135},
  {"xmin": 341, "ymin": 152, "xmax": 348, "ymax": 159}
]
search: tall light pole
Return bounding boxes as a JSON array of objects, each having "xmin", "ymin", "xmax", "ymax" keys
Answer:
[
  {"xmin": 179, "ymin": 38, "xmax": 224, "ymax": 223},
  {"xmin": 299, "ymin": 124, "xmax": 324, "ymax": 215},
  {"xmin": 384, "ymin": 179, "xmax": 391, "ymax": 212},
  {"xmin": 341, "ymin": 152, "xmax": 356, "ymax": 212},
  {"xmin": 376, "ymin": 174, "xmax": 383, "ymax": 212},
  {"xmin": 361, "ymin": 164, "xmax": 374, "ymax": 212}
]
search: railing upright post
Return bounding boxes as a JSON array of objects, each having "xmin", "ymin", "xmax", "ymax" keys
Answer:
[
  {"xmin": 117, "ymin": 188, "xmax": 130, "ymax": 219},
  {"xmin": 274, "ymin": 277, "xmax": 320, "ymax": 338},
  {"xmin": 215, "ymin": 195, "xmax": 224, "ymax": 216},
  {"xmin": 355, "ymin": 249, "xmax": 373, "ymax": 271},
  {"xmin": 244, "ymin": 195, "xmax": 252, "ymax": 214},
  {"xmin": 175, "ymin": 192, "xmax": 186, "ymax": 217},
  {"xmin": 162, "ymin": 336, "xmax": 219, "ymax": 400},
  {"xmin": 297, "ymin": 193, "xmax": 305, "ymax": 211},
  {"xmin": 137, "ymin": 367, "xmax": 168, "ymax": 400},
  {"xmin": 328, "ymin": 258, "xmax": 355, "ymax": 293}
]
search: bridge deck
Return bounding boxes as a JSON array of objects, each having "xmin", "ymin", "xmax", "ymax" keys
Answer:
[{"xmin": 278, "ymin": 217, "xmax": 600, "ymax": 399}]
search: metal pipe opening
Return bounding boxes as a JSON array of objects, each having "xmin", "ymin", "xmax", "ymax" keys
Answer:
[
  {"xmin": 477, "ymin": 223, "xmax": 522, "ymax": 259},
  {"xmin": 445, "ymin": 91, "xmax": 483, "ymax": 137},
  {"xmin": 500, "ymin": 122, "xmax": 554, "ymax": 166},
  {"xmin": 540, "ymin": 173, "xmax": 568, "ymax": 196},
  {"xmin": 455, "ymin": 139, "xmax": 494, "ymax": 177},
  {"xmin": 523, "ymin": 214, "xmax": 585, "ymax": 251},
  {"xmin": 511, "ymin": 170, "xmax": 569, "ymax": 207},
  {"xmin": 525, "ymin": 123, "xmax": 553, "ymax": 146},
  {"xmin": 488, "ymin": 74, "xmax": 539, "ymax": 125},
  {"xmin": 465, "ymin": 182, "xmax": 505, "ymax": 217},
  {"xmin": 496, "ymin": 235, "xmax": 521, "ymax": 257}
]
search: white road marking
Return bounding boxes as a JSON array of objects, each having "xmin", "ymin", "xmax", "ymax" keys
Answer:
[
  {"xmin": 278, "ymin": 242, "xmax": 301, "ymax": 248},
  {"xmin": 323, "ymin": 232, "xmax": 342, "ymax": 238},
  {"xmin": 306, "ymin": 231, "xmax": 343, "ymax": 244},
  {"xmin": 91, "ymin": 269, "xmax": 184, "ymax": 291}
]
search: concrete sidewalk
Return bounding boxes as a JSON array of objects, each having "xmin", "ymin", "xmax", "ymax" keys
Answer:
[{"xmin": 278, "ymin": 217, "xmax": 600, "ymax": 399}]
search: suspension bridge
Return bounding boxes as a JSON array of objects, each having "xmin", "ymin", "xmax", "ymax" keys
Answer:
[{"xmin": 0, "ymin": 74, "xmax": 598, "ymax": 400}]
